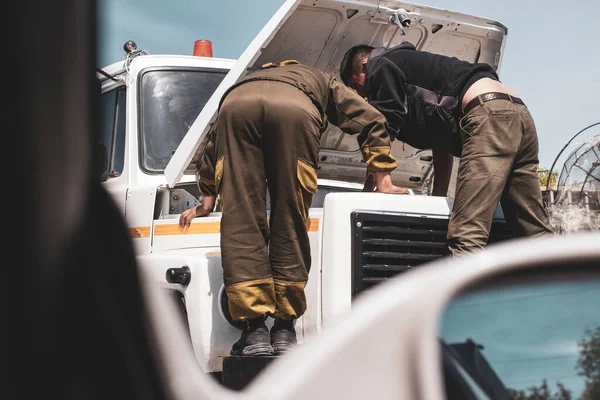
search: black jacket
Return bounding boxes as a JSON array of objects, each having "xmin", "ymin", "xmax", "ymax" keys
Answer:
[{"xmin": 366, "ymin": 42, "xmax": 499, "ymax": 156}]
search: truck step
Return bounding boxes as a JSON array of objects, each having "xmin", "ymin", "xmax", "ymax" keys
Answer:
[{"xmin": 221, "ymin": 355, "xmax": 281, "ymax": 390}]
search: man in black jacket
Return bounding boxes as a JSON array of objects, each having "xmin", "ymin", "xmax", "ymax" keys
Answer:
[{"xmin": 340, "ymin": 42, "xmax": 553, "ymax": 256}]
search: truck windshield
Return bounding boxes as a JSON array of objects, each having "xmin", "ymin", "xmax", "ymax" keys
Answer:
[{"xmin": 139, "ymin": 68, "xmax": 227, "ymax": 172}]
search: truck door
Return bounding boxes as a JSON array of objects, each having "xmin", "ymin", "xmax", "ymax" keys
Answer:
[{"xmin": 99, "ymin": 84, "xmax": 128, "ymax": 216}]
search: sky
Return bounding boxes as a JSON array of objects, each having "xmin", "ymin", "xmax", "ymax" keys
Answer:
[{"xmin": 97, "ymin": 0, "xmax": 600, "ymax": 172}]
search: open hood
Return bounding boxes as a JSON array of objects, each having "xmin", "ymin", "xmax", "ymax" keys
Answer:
[{"xmin": 165, "ymin": 0, "xmax": 508, "ymax": 190}]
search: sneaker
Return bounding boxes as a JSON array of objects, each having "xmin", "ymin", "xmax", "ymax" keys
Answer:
[
  {"xmin": 271, "ymin": 318, "xmax": 297, "ymax": 355},
  {"xmin": 230, "ymin": 315, "xmax": 274, "ymax": 356}
]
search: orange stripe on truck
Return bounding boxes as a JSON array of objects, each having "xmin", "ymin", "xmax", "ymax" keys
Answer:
[
  {"xmin": 156, "ymin": 221, "xmax": 221, "ymax": 236},
  {"xmin": 130, "ymin": 218, "xmax": 319, "ymax": 238},
  {"xmin": 129, "ymin": 226, "xmax": 151, "ymax": 238},
  {"xmin": 306, "ymin": 218, "xmax": 319, "ymax": 232}
]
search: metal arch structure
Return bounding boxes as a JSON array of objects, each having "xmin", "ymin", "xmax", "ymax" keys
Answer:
[
  {"xmin": 546, "ymin": 121, "xmax": 600, "ymax": 193},
  {"xmin": 554, "ymin": 131, "xmax": 600, "ymax": 209}
]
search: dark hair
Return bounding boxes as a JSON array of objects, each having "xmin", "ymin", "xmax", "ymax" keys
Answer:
[{"xmin": 339, "ymin": 44, "xmax": 375, "ymax": 85}]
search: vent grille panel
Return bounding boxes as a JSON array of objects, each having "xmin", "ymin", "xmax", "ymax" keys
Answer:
[{"xmin": 351, "ymin": 212, "xmax": 512, "ymax": 296}]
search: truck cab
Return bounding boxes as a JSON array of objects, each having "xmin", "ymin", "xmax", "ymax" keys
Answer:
[{"xmin": 97, "ymin": 0, "xmax": 513, "ymax": 375}]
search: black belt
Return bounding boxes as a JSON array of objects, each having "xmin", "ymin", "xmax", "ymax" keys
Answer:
[{"xmin": 462, "ymin": 92, "xmax": 525, "ymax": 115}]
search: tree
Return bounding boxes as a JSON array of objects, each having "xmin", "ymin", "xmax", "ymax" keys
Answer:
[
  {"xmin": 506, "ymin": 326, "xmax": 600, "ymax": 400},
  {"xmin": 538, "ymin": 167, "xmax": 558, "ymax": 187},
  {"xmin": 508, "ymin": 380, "xmax": 572, "ymax": 400},
  {"xmin": 576, "ymin": 326, "xmax": 600, "ymax": 400}
]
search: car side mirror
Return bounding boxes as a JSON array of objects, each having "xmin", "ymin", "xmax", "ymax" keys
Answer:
[{"xmin": 439, "ymin": 260, "xmax": 599, "ymax": 399}]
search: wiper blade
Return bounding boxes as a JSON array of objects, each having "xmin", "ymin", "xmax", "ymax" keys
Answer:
[{"xmin": 95, "ymin": 68, "xmax": 119, "ymax": 82}]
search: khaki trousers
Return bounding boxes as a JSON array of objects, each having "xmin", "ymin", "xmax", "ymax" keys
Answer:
[
  {"xmin": 214, "ymin": 80, "xmax": 322, "ymax": 320},
  {"xmin": 447, "ymin": 99, "xmax": 554, "ymax": 255}
]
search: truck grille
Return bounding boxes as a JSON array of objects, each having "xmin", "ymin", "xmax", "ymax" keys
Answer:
[{"xmin": 351, "ymin": 212, "xmax": 512, "ymax": 297}]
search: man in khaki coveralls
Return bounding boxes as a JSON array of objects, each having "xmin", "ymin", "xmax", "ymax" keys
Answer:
[{"xmin": 180, "ymin": 61, "xmax": 407, "ymax": 356}]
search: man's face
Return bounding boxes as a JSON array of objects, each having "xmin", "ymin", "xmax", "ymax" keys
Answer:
[{"xmin": 349, "ymin": 57, "xmax": 368, "ymax": 97}]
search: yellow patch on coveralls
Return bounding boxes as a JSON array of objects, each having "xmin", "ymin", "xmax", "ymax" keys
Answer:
[
  {"xmin": 362, "ymin": 146, "xmax": 397, "ymax": 172},
  {"xmin": 215, "ymin": 156, "xmax": 224, "ymax": 210},
  {"xmin": 261, "ymin": 59, "xmax": 300, "ymax": 69},
  {"xmin": 297, "ymin": 158, "xmax": 317, "ymax": 220},
  {"xmin": 225, "ymin": 277, "xmax": 276, "ymax": 321},
  {"xmin": 273, "ymin": 279, "xmax": 308, "ymax": 319},
  {"xmin": 214, "ymin": 156, "xmax": 224, "ymax": 193}
]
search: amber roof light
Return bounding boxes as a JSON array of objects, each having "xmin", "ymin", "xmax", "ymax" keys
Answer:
[{"xmin": 193, "ymin": 40, "xmax": 213, "ymax": 57}]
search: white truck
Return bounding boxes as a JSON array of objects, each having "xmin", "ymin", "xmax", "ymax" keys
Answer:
[{"xmin": 97, "ymin": 0, "xmax": 513, "ymax": 377}]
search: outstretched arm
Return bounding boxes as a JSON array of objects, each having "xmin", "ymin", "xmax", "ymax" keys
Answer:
[
  {"xmin": 180, "ymin": 123, "xmax": 219, "ymax": 228},
  {"xmin": 179, "ymin": 196, "xmax": 216, "ymax": 227},
  {"xmin": 326, "ymin": 78, "xmax": 409, "ymax": 195}
]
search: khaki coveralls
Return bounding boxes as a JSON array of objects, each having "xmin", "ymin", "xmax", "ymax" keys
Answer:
[{"xmin": 197, "ymin": 62, "xmax": 397, "ymax": 321}]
